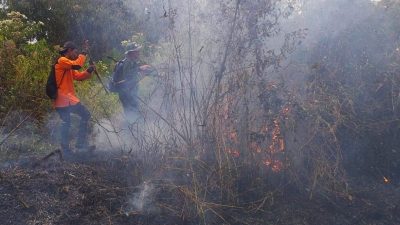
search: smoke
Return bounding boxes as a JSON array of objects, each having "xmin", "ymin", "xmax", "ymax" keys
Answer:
[
  {"xmin": 91, "ymin": 84, "xmax": 170, "ymax": 153},
  {"xmin": 300, "ymin": 0, "xmax": 394, "ymax": 55},
  {"xmin": 285, "ymin": 0, "xmax": 378, "ymax": 42},
  {"xmin": 0, "ymin": 110, "xmax": 55, "ymax": 164},
  {"xmin": 1, "ymin": 0, "xmax": 399, "ymax": 223},
  {"xmin": 125, "ymin": 181, "xmax": 156, "ymax": 214},
  {"xmin": 87, "ymin": 0, "xmax": 400, "ymax": 217},
  {"xmin": 276, "ymin": 0, "xmax": 400, "ymax": 177},
  {"xmin": 276, "ymin": 0, "xmax": 398, "ymax": 86}
]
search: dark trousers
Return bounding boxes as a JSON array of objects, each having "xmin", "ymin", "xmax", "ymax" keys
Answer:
[
  {"xmin": 118, "ymin": 89, "xmax": 138, "ymax": 114},
  {"xmin": 56, "ymin": 103, "xmax": 91, "ymax": 149}
]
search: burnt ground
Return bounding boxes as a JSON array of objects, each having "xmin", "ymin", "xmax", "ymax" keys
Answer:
[{"xmin": 0, "ymin": 151, "xmax": 399, "ymax": 225}]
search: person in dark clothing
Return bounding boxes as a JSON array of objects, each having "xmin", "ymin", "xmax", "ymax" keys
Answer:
[{"xmin": 112, "ymin": 42, "xmax": 151, "ymax": 116}]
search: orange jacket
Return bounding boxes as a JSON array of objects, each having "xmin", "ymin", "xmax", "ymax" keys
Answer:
[{"xmin": 53, "ymin": 54, "xmax": 92, "ymax": 108}]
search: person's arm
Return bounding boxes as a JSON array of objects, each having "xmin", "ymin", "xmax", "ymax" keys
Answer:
[
  {"xmin": 72, "ymin": 65, "xmax": 95, "ymax": 81},
  {"xmin": 58, "ymin": 54, "xmax": 86, "ymax": 70},
  {"xmin": 72, "ymin": 67, "xmax": 93, "ymax": 81},
  {"xmin": 139, "ymin": 64, "xmax": 152, "ymax": 76},
  {"xmin": 139, "ymin": 64, "xmax": 151, "ymax": 71}
]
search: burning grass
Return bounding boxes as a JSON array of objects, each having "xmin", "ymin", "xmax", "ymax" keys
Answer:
[{"xmin": 1, "ymin": 1, "xmax": 400, "ymax": 224}]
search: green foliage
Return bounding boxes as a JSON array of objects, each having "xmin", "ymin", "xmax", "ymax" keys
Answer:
[
  {"xmin": 8, "ymin": 0, "xmax": 138, "ymax": 58},
  {"xmin": 0, "ymin": 40, "xmax": 56, "ymax": 118},
  {"xmin": 0, "ymin": 11, "xmax": 52, "ymax": 118},
  {"xmin": 0, "ymin": 11, "xmax": 120, "ymax": 121},
  {"xmin": 0, "ymin": 11, "xmax": 43, "ymax": 45},
  {"xmin": 0, "ymin": 3, "xmax": 139, "ymax": 161},
  {"xmin": 0, "ymin": 9, "xmax": 121, "ymax": 160}
]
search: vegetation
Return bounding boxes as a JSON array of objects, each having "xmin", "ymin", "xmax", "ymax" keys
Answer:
[
  {"xmin": 0, "ymin": 11, "xmax": 53, "ymax": 119},
  {"xmin": 1, "ymin": 0, "xmax": 400, "ymax": 224},
  {"xmin": 7, "ymin": 0, "xmax": 138, "ymax": 58}
]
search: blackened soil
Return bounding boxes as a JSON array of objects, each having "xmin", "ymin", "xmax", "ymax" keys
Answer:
[
  {"xmin": 0, "ymin": 153, "xmax": 184, "ymax": 225},
  {"xmin": 0, "ymin": 154, "xmax": 399, "ymax": 225}
]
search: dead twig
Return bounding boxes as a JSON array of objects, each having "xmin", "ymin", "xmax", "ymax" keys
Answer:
[
  {"xmin": 0, "ymin": 112, "xmax": 32, "ymax": 146},
  {"xmin": 32, "ymin": 149, "xmax": 63, "ymax": 168},
  {"xmin": 17, "ymin": 194, "xmax": 30, "ymax": 209}
]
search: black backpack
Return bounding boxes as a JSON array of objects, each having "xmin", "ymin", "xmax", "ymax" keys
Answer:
[
  {"xmin": 107, "ymin": 59, "xmax": 125, "ymax": 93},
  {"xmin": 45, "ymin": 61, "xmax": 66, "ymax": 99}
]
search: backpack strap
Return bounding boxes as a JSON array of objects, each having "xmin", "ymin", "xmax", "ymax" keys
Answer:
[
  {"xmin": 113, "ymin": 59, "xmax": 126, "ymax": 83},
  {"xmin": 56, "ymin": 66, "xmax": 67, "ymax": 89},
  {"xmin": 52, "ymin": 57, "xmax": 67, "ymax": 89}
]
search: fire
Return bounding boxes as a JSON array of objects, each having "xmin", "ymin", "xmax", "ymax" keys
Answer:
[
  {"xmin": 383, "ymin": 176, "xmax": 390, "ymax": 184},
  {"xmin": 279, "ymin": 139, "xmax": 285, "ymax": 152},
  {"xmin": 266, "ymin": 82, "xmax": 278, "ymax": 91},
  {"xmin": 260, "ymin": 124, "xmax": 268, "ymax": 134},
  {"xmin": 263, "ymin": 159, "xmax": 284, "ymax": 172},
  {"xmin": 250, "ymin": 142, "xmax": 262, "ymax": 153},
  {"xmin": 220, "ymin": 90, "xmax": 290, "ymax": 173},
  {"xmin": 248, "ymin": 119, "xmax": 285, "ymax": 172},
  {"xmin": 265, "ymin": 119, "xmax": 285, "ymax": 172},
  {"xmin": 226, "ymin": 148, "xmax": 240, "ymax": 158},
  {"xmin": 229, "ymin": 131, "xmax": 238, "ymax": 143},
  {"xmin": 268, "ymin": 119, "xmax": 285, "ymax": 154},
  {"xmin": 281, "ymin": 106, "xmax": 290, "ymax": 118}
]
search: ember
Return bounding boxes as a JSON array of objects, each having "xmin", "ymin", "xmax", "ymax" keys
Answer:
[{"xmin": 383, "ymin": 176, "xmax": 390, "ymax": 184}]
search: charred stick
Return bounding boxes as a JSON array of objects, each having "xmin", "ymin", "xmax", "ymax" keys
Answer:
[{"xmin": 33, "ymin": 149, "xmax": 63, "ymax": 167}]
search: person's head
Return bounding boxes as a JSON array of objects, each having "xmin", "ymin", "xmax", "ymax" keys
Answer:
[
  {"xmin": 124, "ymin": 42, "xmax": 141, "ymax": 61},
  {"xmin": 59, "ymin": 41, "xmax": 79, "ymax": 60}
]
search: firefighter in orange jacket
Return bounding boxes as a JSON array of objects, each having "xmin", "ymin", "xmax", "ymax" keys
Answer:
[{"xmin": 55, "ymin": 41, "xmax": 95, "ymax": 156}]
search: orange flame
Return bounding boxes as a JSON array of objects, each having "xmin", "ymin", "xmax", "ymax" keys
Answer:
[
  {"xmin": 229, "ymin": 131, "xmax": 238, "ymax": 143},
  {"xmin": 268, "ymin": 119, "xmax": 285, "ymax": 154},
  {"xmin": 383, "ymin": 176, "xmax": 390, "ymax": 184},
  {"xmin": 260, "ymin": 124, "xmax": 269, "ymax": 134},
  {"xmin": 250, "ymin": 142, "xmax": 262, "ymax": 153},
  {"xmin": 226, "ymin": 148, "xmax": 240, "ymax": 158},
  {"xmin": 220, "ymin": 89, "xmax": 288, "ymax": 173},
  {"xmin": 263, "ymin": 159, "xmax": 284, "ymax": 172}
]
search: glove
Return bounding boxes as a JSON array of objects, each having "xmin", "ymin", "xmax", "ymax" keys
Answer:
[{"xmin": 86, "ymin": 65, "xmax": 95, "ymax": 73}]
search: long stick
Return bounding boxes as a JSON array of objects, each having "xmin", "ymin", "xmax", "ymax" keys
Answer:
[
  {"xmin": 89, "ymin": 59, "xmax": 109, "ymax": 94},
  {"xmin": 71, "ymin": 11, "xmax": 109, "ymax": 95}
]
